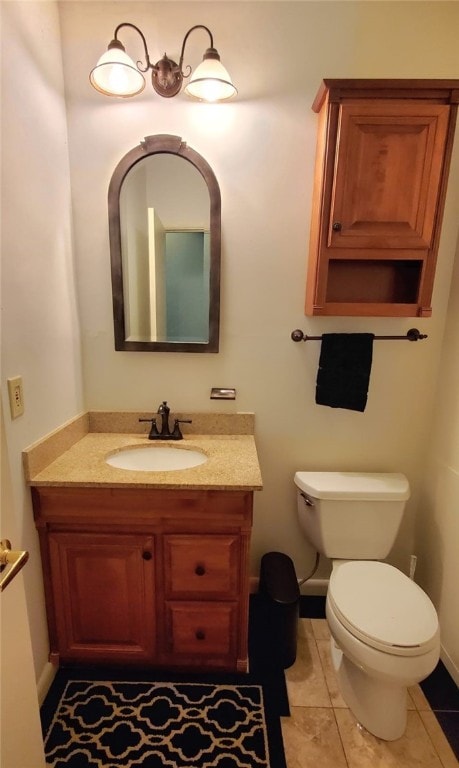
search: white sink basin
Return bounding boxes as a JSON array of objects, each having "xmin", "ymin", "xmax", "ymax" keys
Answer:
[{"xmin": 106, "ymin": 446, "xmax": 207, "ymax": 472}]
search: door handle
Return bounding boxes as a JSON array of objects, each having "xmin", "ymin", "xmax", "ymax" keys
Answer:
[{"xmin": 0, "ymin": 539, "xmax": 29, "ymax": 592}]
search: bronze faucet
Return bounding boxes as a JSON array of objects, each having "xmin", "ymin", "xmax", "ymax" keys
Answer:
[{"xmin": 139, "ymin": 401, "xmax": 191, "ymax": 440}]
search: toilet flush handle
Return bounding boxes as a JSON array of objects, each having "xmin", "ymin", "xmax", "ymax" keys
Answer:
[{"xmin": 300, "ymin": 491, "xmax": 315, "ymax": 507}]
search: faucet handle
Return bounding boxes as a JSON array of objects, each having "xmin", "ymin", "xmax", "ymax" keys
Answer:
[
  {"xmin": 139, "ymin": 417, "xmax": 160, "ymax": 438},
  {"xmin": 171, "ymin": 419, "xmax": 192, "ymax": 439}
]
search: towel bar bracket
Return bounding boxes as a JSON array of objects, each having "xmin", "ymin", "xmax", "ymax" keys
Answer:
[{"xmin": 291, "ymin": 328, "xmax": 428, "ymax": 343}]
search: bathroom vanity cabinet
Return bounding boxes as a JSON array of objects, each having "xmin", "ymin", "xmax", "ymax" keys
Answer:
[
  {"xmin": 306, "ymin": 79, "xmax": 459, "ymax": 317},
  {"xmin": 32, "ymin": 486, "xmax": 253, "ymax": 672}
]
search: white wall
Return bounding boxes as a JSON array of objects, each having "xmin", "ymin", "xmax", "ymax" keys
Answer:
[
  {"xmin": 416, "ymin": 234, "xmax": 459, "ymax": 684},
  {"xmin": 1, "ymin": 1, "xmax": 84, "ymax": 681}
]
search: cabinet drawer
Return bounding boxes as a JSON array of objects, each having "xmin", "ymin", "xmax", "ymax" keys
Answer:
[
  {"xmin": 164, "ymin": 535, "xmax": 239, "ymax": 598},
  {"xmin": 166, "ymin": 602, "xmax": 237, "ymax": 657}
]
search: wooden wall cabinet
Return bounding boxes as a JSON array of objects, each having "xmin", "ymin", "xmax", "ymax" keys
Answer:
[
  {"xmin": 306, "ymin": 79, "xmax": 459, "ymax": 317},
  {"xmin": 32, "ymin": 487, "xmax": 253, "ymax": 672}
]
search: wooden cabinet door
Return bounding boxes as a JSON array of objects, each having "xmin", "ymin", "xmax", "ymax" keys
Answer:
[
  {"xmin": 48, "ymin": 532, "xmax": 156, "ymax": 663},
  {"xmin": 327, "ymin": 102, "xmax": 449, "ymax": 251}
]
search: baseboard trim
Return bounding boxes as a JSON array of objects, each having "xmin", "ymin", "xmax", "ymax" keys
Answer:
[
  {"xmin": 37, "ymin": 661, "xmax": 58, "ymax": 706},
  {"xmin": 299, "ymin": 578, "xmax": 329, "ymax": 596},
  {"xmin": 440, "ymin": 644, "xmax": 459, "ymax": 687},
  {"xmin": 250, "ymin": 575, "xmax": 329, "ymax": 596}
]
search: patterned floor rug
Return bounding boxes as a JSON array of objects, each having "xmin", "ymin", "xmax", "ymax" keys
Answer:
[{"xmin": 41, "ymin": 669, "xmax": 287, "ymax": 768}]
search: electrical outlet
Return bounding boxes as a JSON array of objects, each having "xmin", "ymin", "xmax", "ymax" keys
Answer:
[{"xmin": 7, "ymin": 376, "xmax": 24, "ymax": 419}]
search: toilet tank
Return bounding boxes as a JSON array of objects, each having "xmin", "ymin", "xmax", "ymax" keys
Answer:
[{"xmin": 294, "ymin": 472, "xmax": 410, "ymax": 559}]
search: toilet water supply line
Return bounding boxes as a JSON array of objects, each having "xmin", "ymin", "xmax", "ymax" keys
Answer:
[
  {"xmin": 298, "ymin": 551, "xmax": 321, "ymax": 587},
  {"xmin": 409, "ymin": 554, "xmax": 417, "ymax": 580}
]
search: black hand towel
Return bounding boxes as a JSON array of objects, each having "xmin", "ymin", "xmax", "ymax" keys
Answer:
[{"xmin": 315, "ymin": 333, "xmax": 374, "ymax": 412}]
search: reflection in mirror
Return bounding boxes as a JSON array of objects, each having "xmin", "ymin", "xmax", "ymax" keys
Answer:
[{"xmin": 108, "ymin": 135, "xmax": 221, "ymax": 352}]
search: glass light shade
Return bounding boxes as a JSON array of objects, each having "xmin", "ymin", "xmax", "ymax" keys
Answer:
[
  {"xmin": 90, "ymin": 48, "xmax": 145, "ymax": 97},
  {"xmin": 184, "ymin": 57, "xmax": 237, "ymax": 102}
]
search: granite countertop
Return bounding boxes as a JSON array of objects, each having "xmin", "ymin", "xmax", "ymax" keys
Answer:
[{"xmin": 23, "ymin": 413, "xmax": 263, "ymax": 491}]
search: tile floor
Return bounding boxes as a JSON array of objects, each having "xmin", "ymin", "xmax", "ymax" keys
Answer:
[{"xmin": 280, "ymin": 619, "xmax": 458, "ymax": 768}]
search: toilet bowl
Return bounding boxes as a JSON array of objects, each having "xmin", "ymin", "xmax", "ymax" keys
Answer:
[
  {"xmin": 294, "ymin": 471, "xmax": 441, "ymax": 740},
  {"xmin": 326, "ymin": 560, "xmax": 439, "ymax": 740}
]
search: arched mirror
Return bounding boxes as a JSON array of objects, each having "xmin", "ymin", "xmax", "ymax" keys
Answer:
[{"xmin": 108, "ymin": 135, "xmax": 221, "ymax": 352}]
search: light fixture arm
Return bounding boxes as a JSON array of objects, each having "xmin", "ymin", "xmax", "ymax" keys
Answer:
[
  {"xmin": 113, "ymin": 22, "xmax": 153, "ymax": 73},
  {"xmin": 178, "ymin": 25, "xmax": 214, "ymax": 78},
  {"xmin": 90, "ymin": 21, "xmax": 236, "ymax": 101}
]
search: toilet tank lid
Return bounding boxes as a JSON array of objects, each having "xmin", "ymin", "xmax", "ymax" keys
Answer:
[{"xmin": 294, "ymin": 472, "xmax": 410, "ymax": 500}]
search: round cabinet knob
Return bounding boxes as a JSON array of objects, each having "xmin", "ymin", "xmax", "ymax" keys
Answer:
[
  {"xmin": 142, "ymin": 551, "xmax": 152, "ymax": 561},
  {"xmin": 332, "ymin": 222, "xmax": 342, "ymax": 232},
  {"xmin": 195, "ymin": 564, "xmax": 206, "ymax": 576},
  {"xmin": 195, "ymin": 630, "xmax": 206, "ymax": 641}
]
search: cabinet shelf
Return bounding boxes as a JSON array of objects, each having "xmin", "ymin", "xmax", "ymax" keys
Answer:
[{"xmin": 326, "ymin": 259, "xmax": 423, "ymax": 305}]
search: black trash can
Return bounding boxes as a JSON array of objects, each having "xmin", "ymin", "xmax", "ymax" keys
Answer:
[{"xmin": 258, "ymin": 551, "xmax": 300, "ymax": 669}]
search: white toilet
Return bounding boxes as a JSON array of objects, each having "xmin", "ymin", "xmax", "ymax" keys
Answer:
[{"xmin": 294, "ymin": 471, "xmax": 440, "ymax": 741}]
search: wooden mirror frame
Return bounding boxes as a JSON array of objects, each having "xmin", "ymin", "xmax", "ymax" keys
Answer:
[{"xmin": 108, "ymin": 134, "xmax": 221, "ymax": 352}]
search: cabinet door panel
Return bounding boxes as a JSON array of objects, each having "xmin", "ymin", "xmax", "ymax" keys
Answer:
[
  {"xmin": 49, "ymin": 532, "xmax": 155, "ymax": 662},
  {"xmin": 166, "ymin": 601, "xmax": 237, "ymax": 657},
  {"xmin": 329, "ymin": 102, "xmax": 449, "ymax": 250},
  {"xmin": 164, "ymin": 535, "xmax": 239, "ymax": 598}
]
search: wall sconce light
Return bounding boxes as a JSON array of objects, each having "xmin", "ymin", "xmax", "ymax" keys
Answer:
[{"xmin": 90, "ymin": 23, "xmax": 237, "ymax": 102}]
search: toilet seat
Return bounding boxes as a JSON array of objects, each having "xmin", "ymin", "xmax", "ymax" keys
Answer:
[{"xmin": 328, "ymin": 561, "xmax": 439, "ymax": 657}]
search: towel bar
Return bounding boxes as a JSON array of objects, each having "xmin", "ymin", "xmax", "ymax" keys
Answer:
[{"xmin": 291, "ymin": 328, "xmax": 428, "ymax": 342}]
